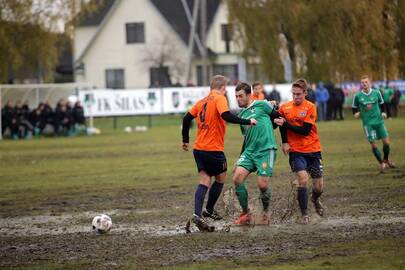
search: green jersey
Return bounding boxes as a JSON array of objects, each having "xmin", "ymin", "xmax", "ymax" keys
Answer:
[
  {"xmin": 352, "ymin": 89, "xmax": 384, "ymax": 126},
  {"xmin": 238, "ymin": 100, "xmax": 277, "ymax": 152}
]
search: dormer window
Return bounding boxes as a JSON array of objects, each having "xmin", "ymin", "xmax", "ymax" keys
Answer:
[{"xmin": 126, "ymin": 22, "xmax": 145, "ymax": 43}]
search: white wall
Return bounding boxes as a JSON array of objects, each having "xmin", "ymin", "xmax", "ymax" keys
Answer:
[
  {"xmin": 74, "ymin": 26, "xmax": 97, "ymax": 60},
  {"xmin": 76, "ymin": 0, "xmax": 188, "ymax": 88},
  {"xmin": 206, "ymin": 3, "xmax": 241, "ymax": 55}
]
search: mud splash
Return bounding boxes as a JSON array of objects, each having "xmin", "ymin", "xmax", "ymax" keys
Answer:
[{"xmin": 1, "ymin": 209, "xmax": 404, "ymax": 237}]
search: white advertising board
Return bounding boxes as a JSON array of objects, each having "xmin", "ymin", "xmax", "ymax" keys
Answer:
[
  {"xmin": 79, "ymin": 89, "xmax": 162, "ymax": 117},
  {"xmin": 78, "ymin": 84, "xmax": 293, "ymax": 117}
]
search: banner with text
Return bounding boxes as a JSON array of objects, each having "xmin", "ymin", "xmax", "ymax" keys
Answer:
[
  {"xmin": 79, "ymin": 89, "xmax": 162, "ymax": 117},
  {"xmin": 78, "ymin": 84, "xmax": 294, "ymax": 117}
]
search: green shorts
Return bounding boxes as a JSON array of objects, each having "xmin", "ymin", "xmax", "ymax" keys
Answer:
[
  {"xmin": 363, "ymin": 123, "xmax": 388, "ymax": 142},
  {"xmin": 236, "ymin": 149, "xmax": 277, "ymax": 177}
]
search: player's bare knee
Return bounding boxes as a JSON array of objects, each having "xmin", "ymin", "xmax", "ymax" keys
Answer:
[
  {"xmin": 312, "ymin": 177, "xmax": 324, "ymax": 192},
  {"xmin": 215, "ymin": 172, "xmax": 227, "ymax": 184},
  {"xmin": 297, "ymin": 171, "xmax": 309, "ymax": 187},
  {"xmin": 257, "ymin": 177, "xmax": 269, "ymax": 190},
  {"xmin": 370, "ymin": 142, "xmax": 378, "ymax": 149}
]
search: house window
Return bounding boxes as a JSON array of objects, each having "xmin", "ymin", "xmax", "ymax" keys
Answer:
[
  {"xmin": 213, "ymin": 64, "xmax": 238, "ymax": 83},
  {"xmin": 221, "ymin": 24, "xmax": 233, "ymax": 41},
  {"xmin": 196, "ymin": 65, "xmax": 211, "ymax": 86},
  {"xmin": 105, "ymin": 69, "xmax": 125, "ymax": 89},
  {"xmin": 150, "ymin": 66, "xmax": 171, "ymax": 87},
  {"xmin": 221, "ymin": 24, "xmax": 232, "ymax": 53},
  {"xmin": 126, "ymin": 22, "xmax": 145, "ymax": 43}
]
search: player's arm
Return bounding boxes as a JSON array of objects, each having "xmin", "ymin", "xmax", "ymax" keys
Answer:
[
  {"xmin": 279, "ymin": 125, "xmax": 288, "ymax": 143},
  {"xmin": 181, "ymin": 112, "xmax": 195, "ymax": 150},
  {"xmin": 352, "ymin": 93, "xmax": 361, "ymax": 118},
  {"xmin": 269, "ymin": 106, "xmax": 280, "ymax": 129},
  {"xmin": 377, "ymin": 91, "xmax": 386, "ymax": 117},
  {"xmin": 282, "ymin": 121, "xmax": 312, "ymax": 136},
  {"xmin": 216, "ymin": 96, "xmax": 256, "ymax": 125},
  {"xmin": 221, "ymin": 111, "xmax": 255, "ymax": 125},
  {"xmin": 275, "ymin": 105, "xmax": 313, "ymax": 136}
]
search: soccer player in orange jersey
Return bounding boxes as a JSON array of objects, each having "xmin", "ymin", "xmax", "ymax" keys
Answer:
[
  {"xmin": 274, "ymin": 79, "xmax": 325, "ymax": 224},
  {"xmin": 182, "ymin": 75, "xmax": 257, "ymax": 232},
  {"xmin": 251, "ymin": 82, "xmax": 266, "ymax": 100}
]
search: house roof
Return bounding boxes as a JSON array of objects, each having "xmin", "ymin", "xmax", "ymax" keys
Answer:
[
  {"xmin": 76, "ymin": 0, "xmax": 220, "ymax": 63},
  {"xmin": 78, "ymin": 0, "xmax": 117, "ymax": 26},
  {"xmin": 149, "ymin": 0, "xmax": 220, "ymax": 45}
]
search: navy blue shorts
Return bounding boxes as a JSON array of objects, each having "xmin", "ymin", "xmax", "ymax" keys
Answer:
[
  {"xmin": 289, "ymin": 151, "xmax": 323, "ymax": 178},
  {"xmin": 193, "ymin": 150, "xmax": 227, "ymax": 177}
]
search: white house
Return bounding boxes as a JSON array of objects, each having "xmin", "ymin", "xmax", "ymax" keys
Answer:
[{"xmin": 74, "ymin": 0, "xmax": 261, "ymax": 89}]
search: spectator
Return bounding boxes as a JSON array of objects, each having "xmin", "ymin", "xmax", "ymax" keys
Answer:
[
  {"xmin": 381, "ymin": 83, "xmax": 394, "ymax": 118},
  {"xmin": 72, "ymin": 101, "xmax": 85, "ymax": 125},
  {"xmin": 335, "ymin": 86, "xmax": 345, "ymax": 120},
  {"xmin": 391, "ymin": 87, "xmax": 402, "ymax": 118},
  {"xmin": 2, "ymin": 101, "xmax": 18, "ymax": 138},
  {"xmin": 186, "ymin": 80, "xmax": 195, "ymax": 87},
  {"xmin": 15, "ymin": 100, "xmax": 33, "ymax": 138},
  {"xmin": 173, "ymin": 81, "xmax": 183, "ymax": 87},
  {"xmin": 325, "ymin": 83, "xmax": 335, "ymax": 120},
  {"xmin": 315, "ymin": 82, "xmax": 329, "ymax": 121},
  {"xmin": 267, "ymin": 84, "xmax": 281, "ymax": 104},
  {"xmin": 29, "ymin": 107, "xmax": 43, "ymax": 136},
  {"xmin": 306, "ymin": 83, "xmax": 316, "ymax": 104},
  {"xmin": 40, "ymin": 101, "xmax": 55, "ymax": 135}
]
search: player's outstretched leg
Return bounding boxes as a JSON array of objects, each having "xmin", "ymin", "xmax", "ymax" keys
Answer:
[
  {"xmin": 234, "ymin": 182, "xmax": 251, "ymax": 225},
  {"xmin": 233, "ymin": 167, "xmax": 251, "ymax": 225},
  {"xmin": 370, "ymin": 143, "xmax": 386, "ymax": 172},
  {"xmin": 382, "ymin": 138, "xmax": 395, "ymax": 168}
]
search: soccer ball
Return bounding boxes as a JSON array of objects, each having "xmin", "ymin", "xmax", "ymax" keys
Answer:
[{"xmin": 92, "ymin": 214, "xmax": 112, "ymax": 234}]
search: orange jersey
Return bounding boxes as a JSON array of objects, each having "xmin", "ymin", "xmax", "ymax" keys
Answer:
[
  {"xmin": 279, "ymin": 99, "xmax": 322, "ymax": 153},
  {"xmin": 189, "ymin": 90, "xmax": 230, "ymax": 151},
  {"xmin": 251, "ymin": 92, "xmax": 265, "ymax": 100}
]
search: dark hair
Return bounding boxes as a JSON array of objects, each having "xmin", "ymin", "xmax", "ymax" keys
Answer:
[
  {"xmin": 292, "ymin": 78, "xmax": 308, "ymax": 92},
  {"xmin": 235, "ymin": 82, "xmax": 252, "ymax": 95},
  {"xmin": 252, "ymin": 82, "xmax": 263, "ymax": 89}
]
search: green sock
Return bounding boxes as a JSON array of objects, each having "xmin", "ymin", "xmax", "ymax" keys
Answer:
[
  {"xmin": 372, "ymin": 147, "xmax": 382, "ymax": 163},
  {"xmin": 259, "ymin": 187, "xmax": 272, "ymax": 212},
  {"xmin": 235, "ymin": 183, "xmax": 249, "ymax": 213},
  {"xmin": 383, "ymin": 144, "xmax": 390, "ymax": 160}
]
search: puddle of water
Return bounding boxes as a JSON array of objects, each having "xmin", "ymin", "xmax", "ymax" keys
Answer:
[{"xmin": 1, "ymin": 210, "xmax": 404, "ymax": 237}]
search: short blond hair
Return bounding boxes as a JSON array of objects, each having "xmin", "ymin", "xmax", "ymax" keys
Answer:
[
  {"xmin": 210, "ymin": 75, "xmax": 227, "ymax": 90},
  {"xmin": 361, "ymin": 75, "xmax": 369, "ymax": 80}
]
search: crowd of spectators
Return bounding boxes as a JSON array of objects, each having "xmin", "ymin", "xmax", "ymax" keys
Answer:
[{"xmin": 1, "ymin": 99, "xmax": 86, "ymax": 139}]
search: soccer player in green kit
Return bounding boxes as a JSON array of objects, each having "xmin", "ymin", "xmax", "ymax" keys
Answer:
[
  {"xmin": 232, "ymin": 82, "xmax": 280, "ymax": 225},
  {"xmin": 352, "ymin": 75, "xmax": 395, "ymax": 172}
]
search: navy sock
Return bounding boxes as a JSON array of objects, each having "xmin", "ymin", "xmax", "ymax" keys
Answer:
[
  {"xmin": 194, "ymin": 184, "xmax": 208, "ymax": 217},
  {"xmin": 205, "ymin": 181, "xmax": 224, "ymax": 213},
  {"xmin": 297, "ymin": 187, "xmax": 308, "ymax": 215}
]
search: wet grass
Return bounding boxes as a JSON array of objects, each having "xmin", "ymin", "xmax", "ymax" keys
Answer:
[
  {"xmin": 0, "ymin": 114, "xmax": 404, "ymax": 269},
  {"xmin": 170, "ymin": 238, "xmax": 405, "ymax": 270}
]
